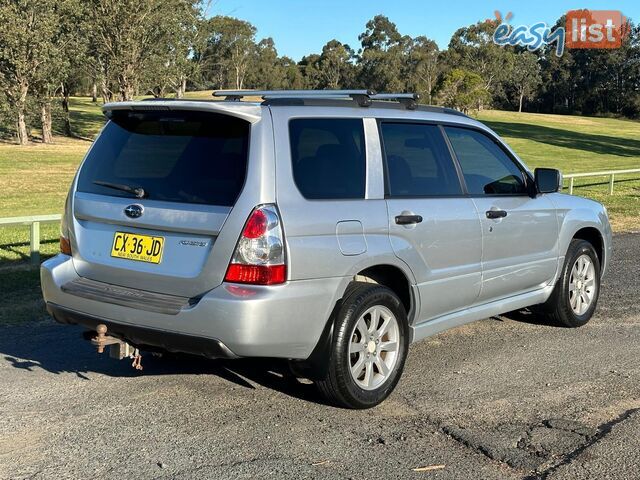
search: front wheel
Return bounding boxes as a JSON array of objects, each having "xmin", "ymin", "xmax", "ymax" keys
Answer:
[
  {"xmin": 537, "ymin": 239, "xmax": 601, "ymax": 328},
  {"xmin": 316, "ymin": 282, "xmax": 409, "ymax": 409}
]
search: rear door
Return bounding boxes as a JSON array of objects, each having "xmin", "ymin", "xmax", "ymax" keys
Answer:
[
  {"xmin": 443, "ymin": 126, "xmax": 559, "ymax": 302},
  {"xmin": 70, "ymin": 108, "xmax": 264, "ymax": 297},
  {"xmin": 381, "ymin": 122, "xmax": 483, "ymax": 321}
]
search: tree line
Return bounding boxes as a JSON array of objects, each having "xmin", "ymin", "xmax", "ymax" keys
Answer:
[{"xmin": 1, "ymin": 0, "xmax": 639, "ymax": 144}]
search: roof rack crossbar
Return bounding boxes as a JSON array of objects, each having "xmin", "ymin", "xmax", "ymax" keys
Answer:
[
  {"xmin": 211, "ymin": 90, "xmax": 459, "ymax": 113},
  {"xmin": 370, "ymin": 93, "xmax": 420, "ymax": 110},
  {"xmin": 213, "ymin": 89, "xmax": 373, "ymax": 98},
  {"xmin": 214, "ymin": 89, "xmax": 380, "ymax": 107}
]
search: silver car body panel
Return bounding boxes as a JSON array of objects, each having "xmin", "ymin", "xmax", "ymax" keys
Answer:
[{"xmin": 41, "ymin": 100, "xmax": 613, "ymax": 360}]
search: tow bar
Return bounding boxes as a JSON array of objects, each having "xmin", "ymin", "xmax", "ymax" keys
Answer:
[{"xmin": 90, "ymin": 324, "xmax": 143, "ymax": 370}]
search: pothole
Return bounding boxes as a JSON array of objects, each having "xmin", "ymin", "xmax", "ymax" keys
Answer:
[{"xmin": 442, "ymin": 418, "xmax": 597, "ymax": 472}]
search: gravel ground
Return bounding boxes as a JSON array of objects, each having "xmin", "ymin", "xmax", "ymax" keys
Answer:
[{"xmin": 0, "ymin": 234, "xmax": 638, "ymax": 480}]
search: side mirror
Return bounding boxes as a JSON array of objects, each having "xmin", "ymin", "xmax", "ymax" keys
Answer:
[{"xmin": 534, "ymin": 168, "xmax": 562, "ymax": 194}]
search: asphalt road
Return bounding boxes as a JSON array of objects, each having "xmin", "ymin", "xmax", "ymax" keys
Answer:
[{"xmin": 1, "ymin": 234, "xmax": 639, "ymax": 480}]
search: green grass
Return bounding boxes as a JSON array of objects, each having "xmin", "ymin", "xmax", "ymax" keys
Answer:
[
  {"xmin": 0, "ymin": 267, "xmax": 47, "ymax": 325},
  {"xmin": 67, "ymin": 96, "xmax": 108, "ymax": 139},
  {"xmin": 0, "ymin": 97, "xmax": 106, "ymax": 218}
]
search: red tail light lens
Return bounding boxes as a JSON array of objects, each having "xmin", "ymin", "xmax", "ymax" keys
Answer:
[
  {"xmin": 242, "ymin": 209, "xmax": 268, "ymax": 239},
  {"xmin": 224, "ymin": 205, "xmax": 286, "ymax": 285},
  {"xmin": 225, "ymin": 264, "xmax": 286, "ymax": 285}
]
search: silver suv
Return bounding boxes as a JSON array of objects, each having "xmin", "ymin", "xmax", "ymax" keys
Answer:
[{"xmin": 41, "ymin": 90, "xmax": 612, "ymax": 408}]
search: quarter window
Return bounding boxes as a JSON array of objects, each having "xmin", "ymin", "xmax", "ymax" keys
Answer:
[
  {"xmin": 289, "ymin": 118, "xmax": 366, "ymax": 199},
  {"xmin": 381, "ymin": 123, "xmax": 462, "ymax": 197},
  {"xmin": 444, "ymin": 127, "xmax": 527, "ymax": 195}
]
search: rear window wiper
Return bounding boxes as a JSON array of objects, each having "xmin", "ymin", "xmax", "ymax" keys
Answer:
[{"xmin": 93, "ymin": 180, "xmax": 147, "ymax": 199}]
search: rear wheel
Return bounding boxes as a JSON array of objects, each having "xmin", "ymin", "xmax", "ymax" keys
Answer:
[
  {"xmin": 537, "ymin": 239, "xmax": 601, "ymax": 328},
  {"xmin": 316, "ymin": 282, "xmax": 409, "ymax": 409}
]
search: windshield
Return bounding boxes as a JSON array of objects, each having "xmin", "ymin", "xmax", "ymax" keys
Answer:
[{"xmin": 77, "ymin": 110, "xmax": 250, "ymax": 207}]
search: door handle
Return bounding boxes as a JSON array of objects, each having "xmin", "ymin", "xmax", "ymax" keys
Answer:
[
  {"xmin": 395, "ymin": 214, "xmax": 423, "ymax": 225},
  {"xmin": 486, "ymin": 209, "xmax": 508, "ymax": 219}
]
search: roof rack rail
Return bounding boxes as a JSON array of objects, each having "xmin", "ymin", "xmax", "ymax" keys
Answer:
[
  {"xmin": 213, "ymin": 89, "xmax": 377, "ymax": 106},
  {"xmin": 212, "ymin": 89, "xmax": 467, "ymax": 115}
]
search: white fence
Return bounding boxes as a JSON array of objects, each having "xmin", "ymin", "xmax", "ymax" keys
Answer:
[
  {"xmin": 564, "ymin": 168, "xmax": 640, "ymax": 195},
  {"xmin": 0, "ymin": 214, "xmax": 62, "ymax": 264}
]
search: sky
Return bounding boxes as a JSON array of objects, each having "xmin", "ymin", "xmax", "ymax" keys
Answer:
[{"xmin": 208, "ymin": 0, "xmax": 639, "ymax": 61}]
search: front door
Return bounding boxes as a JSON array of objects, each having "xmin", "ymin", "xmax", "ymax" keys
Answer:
[
  {"xmin": 443, "ymin": 126, "xmax": 559, "ymax": 302},
  {"xmin": 381, "ymin": 122, "xmax": 483, "ymax": 322}
]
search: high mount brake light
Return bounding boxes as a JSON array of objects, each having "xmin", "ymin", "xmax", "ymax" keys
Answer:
[{"xmin": 224, "ymin": 205, "xmax": 286, "ymax": 285}]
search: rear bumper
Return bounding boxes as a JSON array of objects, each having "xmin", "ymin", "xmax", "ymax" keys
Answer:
[
  {"xmin": 41, "ymin": 254, "xmax": 346, "ymax": 359},
  {"xmin": 47, "ymin": 303, "xmax": 238, "ymax": 359}
]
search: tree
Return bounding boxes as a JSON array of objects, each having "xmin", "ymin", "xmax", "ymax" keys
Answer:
[
  {"xmin": 445, "ymin": 19, "xmax": 513, "ymax": 107},
  {"xmin": 506, "ymin": 52, "xmax": 542, "ymax": 112},
  {"xmin": 33, "ymin": 0, "xmax": 86, "ymax": 142},
  {"xmin": 538, "ymin": 47, "xmax": 575, "ymax": 113},
  {"xmin": 248, "ymin": 38, "xmax": 287, "ymax": 89},
  {"xmin": 0, "ymin": 0, "xmax": 59, "ymax": 144},
  {"xmin": 203, "ymin": 16, "xmax": 257, "ymax": 90},
  {"xmin": 299, "ymin": 54, "xmax": 323, "ymax": 89},
  {"xmin": 88, "ymin": 0, "xmax": 203, "ymax": 101},
  {"xmin": 144, "ymin": 3, "xmax": 206, "ymax": 98},
  {"xmin": 406, "ymin": 36, "xmax": 440, "ymax": 103},
  {"xmin": 316, "ymin": 40, "xmax": 356, "ymax": 89},
  {"xmin": 280, "ymin": 56, "xmax": 305, "ymax": 89},
  {"xmin": 438, "ymin": 68, "xmax": 490, "ymax": 113},
  {"xmin": 359, "ymin": 15, "xmax": 403, "ymax": 51},
  {"xmin": 357, "ymin": 15, "xmax": 408, "ymax": 92}
]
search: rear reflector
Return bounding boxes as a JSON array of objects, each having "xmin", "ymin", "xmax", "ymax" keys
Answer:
[
  {"xmin": 225, "ymin": 264, "xmax": 286, "ymax": 285},
  {"xmin": 60, "ymin": 236, "xmax": 72, "ymax": 255}
]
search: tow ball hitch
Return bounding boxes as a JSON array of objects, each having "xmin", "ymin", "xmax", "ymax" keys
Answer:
[{"xmin": 90, "ymin": 324, "xmax": 143, "ymax": 370}]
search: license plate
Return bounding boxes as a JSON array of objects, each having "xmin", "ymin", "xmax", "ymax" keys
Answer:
[{"xmin": 111, "ymin": 232, "xmax": 164, "ymax": 264}]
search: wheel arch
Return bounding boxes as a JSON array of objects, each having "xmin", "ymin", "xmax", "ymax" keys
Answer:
[
  {"xmin": 572, "ymin": 226, "xmax": 604, "ymax": 268},
  {"xmin": 354, "ymin": 264, "xmax": 413, "ymax": 319},
  {"xmin": 296, "ymin": 262, "xmax": 417, "ymax": 380}
]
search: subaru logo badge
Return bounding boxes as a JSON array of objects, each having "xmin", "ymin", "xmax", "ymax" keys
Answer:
[{"xmin": 124, "ymin": 204, "xmax": 144, "ymax": 219}]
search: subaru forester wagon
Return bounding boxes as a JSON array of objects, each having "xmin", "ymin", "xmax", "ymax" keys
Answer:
[{"xmin": 41, "ymin": 90, "xmax": 612, "ymax": 408}]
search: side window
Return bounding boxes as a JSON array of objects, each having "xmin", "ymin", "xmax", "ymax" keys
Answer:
[
  {"xmin": 381, "ymin": 122, "xmax": 462, "ymax": 197},
  {"xmin": 289, "ymin": 118, "xmax": 365, "ymax": 199},
  {"xmin": 444, "ymin": 127, "xmax": 527, "ymax": 195}
]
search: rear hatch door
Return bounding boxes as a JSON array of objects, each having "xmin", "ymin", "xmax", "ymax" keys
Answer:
[{"xmin": 70, "ymin": 107, "xmax": 253, "ymax": 297}]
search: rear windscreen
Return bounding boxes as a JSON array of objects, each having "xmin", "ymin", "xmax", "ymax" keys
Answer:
[{"xmin": 77, "ymin": 110, "xmax": 250, "ymax": 206}]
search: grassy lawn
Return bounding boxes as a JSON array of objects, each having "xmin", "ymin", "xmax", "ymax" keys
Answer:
[
  {"xmin": 0, "ymin": 267, "xmax": 47, "ymax": 325},
  {"xmin": 0, "ymin": 98, "xmax": 638, "ymax": 324}
]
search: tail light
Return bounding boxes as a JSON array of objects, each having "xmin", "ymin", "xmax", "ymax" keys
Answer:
[
  {"xmin": 224, "ymin": 205, "xmax": 286, "ymax": 285},
  {"xmin": 60, "ymin": 193, "xmax": 72, "ymax": 255}
]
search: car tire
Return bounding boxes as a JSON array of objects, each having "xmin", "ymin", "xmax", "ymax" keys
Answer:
[
  {"xmin": 537, "ymin": 239, "xmax": 601, "ymax": 328},
  {"xmin": 316, "ymin": 282, "xmax": 409, "ymax": 409}
]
